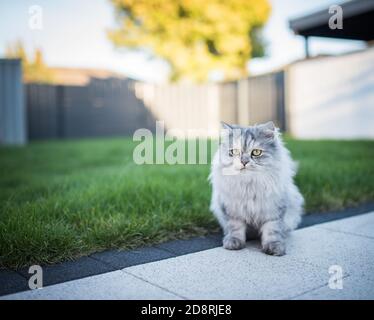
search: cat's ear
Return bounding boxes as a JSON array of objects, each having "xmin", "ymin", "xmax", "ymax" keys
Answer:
[
  {"xmin": 220, "ymin": 122, "xmax": 233, "ymax": 142},
  {"xmin": 221, "ymin": 121, "xmax": 233, "ymax": 131},
  {"xmin": 259, "ymin": 121, "xmax": 276, "ymax": 139},
  {"xmin": 261, "ymin": 121, "xmax": 275, "ymax": 131}
]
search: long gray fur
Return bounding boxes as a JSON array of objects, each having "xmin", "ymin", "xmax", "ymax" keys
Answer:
[{"xmin": 209, "ymin": 121, "xmax": 304, "ymax": 256}]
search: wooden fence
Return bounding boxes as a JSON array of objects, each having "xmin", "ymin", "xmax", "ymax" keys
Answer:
[
  {"xmin": 26, "ymin": 78, "xmax": 155, "ymax": 140},
  {"xmin": 219, "ymin": 72, "xmax": 285, "ymax": 130},
  {"xmin": 25, "ymin": 71, "xmax": 285, "ymax": 140}
]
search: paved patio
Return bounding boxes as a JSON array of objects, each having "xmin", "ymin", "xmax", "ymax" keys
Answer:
[{"xmin": 2, "ymin": 212, "xmax": 374, "ymax": 300}]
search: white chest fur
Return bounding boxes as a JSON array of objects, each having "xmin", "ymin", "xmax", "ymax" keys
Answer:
[{"xmin": 213, "ymin": 170, "xmax": 285, "ymax": 227}]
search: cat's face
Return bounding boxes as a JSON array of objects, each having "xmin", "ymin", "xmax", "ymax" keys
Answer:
[{"xmin": 218, "ymin": 121, "xmax": 279, "ymax": 174}]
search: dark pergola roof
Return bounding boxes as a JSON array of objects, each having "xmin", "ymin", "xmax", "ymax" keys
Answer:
[{"xmin": 289, "ymin": 0, "xmax": 374, "ymax": 41}]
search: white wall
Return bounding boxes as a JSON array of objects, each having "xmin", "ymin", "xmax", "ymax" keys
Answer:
[{"xmin": 287, "ymin": 48, "xmax": 374, "ymax": 139}]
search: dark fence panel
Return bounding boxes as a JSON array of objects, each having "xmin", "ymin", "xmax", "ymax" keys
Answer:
[
  {"xmin": 26, "ymin": 84, "xmax": 58, "ymax": 140},
  {"xmin": 26, "ymin": 78, "xmax": 155, "ymax": 140}
]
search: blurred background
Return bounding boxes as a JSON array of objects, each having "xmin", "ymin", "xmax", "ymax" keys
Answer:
[
  {"xmin": 1, "ymin": 0, "xmax": 373, "ymax": 144},
  {"xmin": 0, "ymin": 0, "xmax": 374, "ymax": 270}
]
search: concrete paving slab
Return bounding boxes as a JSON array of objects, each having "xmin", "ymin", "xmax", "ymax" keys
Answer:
[
  {"xmin": 287, "ymin": 224, "xmax": 374, "ymax": 279},
  {"xmin": 317, "ymin": 212, "xmax": 374, "ymax": 239},
  {"xmin": 294, "ymin": 276, "xmax": 374, "ymax": 300},
  {"xmin": 1, "ymin": 270, "xmax": 181, "ymax": 300},
  {"xmin": 124, "ymin": 245, "xmax": 329, "ymax": 300},
  {"xmin": 124, "ymin": 214, "xmax": 374, "ymax": 299}
]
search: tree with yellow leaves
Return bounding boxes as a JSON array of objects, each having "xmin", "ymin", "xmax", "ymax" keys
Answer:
[
  {"xmin": 5, "ymin": 41, "xmax": 55, "ymax": 83},
  {"xmin": 108, "ymin": 0, "xmax": 270, "ymax": 82}
]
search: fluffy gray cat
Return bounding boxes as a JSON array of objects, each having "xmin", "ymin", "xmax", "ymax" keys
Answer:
[{"xmin": 209, "ymin": 121, "xmax": 304, "ymax": 256}]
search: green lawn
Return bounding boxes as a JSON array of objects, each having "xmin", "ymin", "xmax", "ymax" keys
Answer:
[{"xmin": 0, "ymin": 137, "xmax": 373, "ymax": 269}]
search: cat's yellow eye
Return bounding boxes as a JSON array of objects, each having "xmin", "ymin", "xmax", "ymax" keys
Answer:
[
  {"xmin": 251, "ymin": 149, "xmax": 262, "ymax": 157},
  {"xmin": 229, "ymin": 149, "xmax": 240, "ymax": 156}
]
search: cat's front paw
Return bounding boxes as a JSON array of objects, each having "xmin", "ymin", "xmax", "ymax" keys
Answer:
[
  {"xmin": 223, "ymin": 236, "xmax": 245, "ymax": 250},
  {"xmin": 262, "ymin": 241, "xmax": 286, "ymax": 256}
]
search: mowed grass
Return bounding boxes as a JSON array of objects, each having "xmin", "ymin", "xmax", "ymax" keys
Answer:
[{"xmin": 0, "ymin": 137, "xmax": 373, "ymax": 269}]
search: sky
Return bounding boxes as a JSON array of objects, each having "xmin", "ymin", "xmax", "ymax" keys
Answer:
[{"xmin": 0, "ymin": 0, "xmax": 365, "ymax": 82}]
